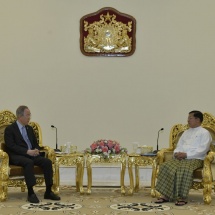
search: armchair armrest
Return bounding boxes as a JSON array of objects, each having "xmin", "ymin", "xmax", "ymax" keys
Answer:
[
  {"xmin": 151, "ymin": 148, "xmax": 174, "ymax": 197},
  {"xmin": 40, "ymin": 146, "xmax": 56, "ymax": 164},
  {"xmin": 156, "ymin": 148, "xmax": 174, "ymax": 165}
]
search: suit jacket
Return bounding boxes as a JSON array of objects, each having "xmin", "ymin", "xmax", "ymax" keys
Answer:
[{"xmin": 4, "ymin": 121, "xmax": 42, "ymax": 157}]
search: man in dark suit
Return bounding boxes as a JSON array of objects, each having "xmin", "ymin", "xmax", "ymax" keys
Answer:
[{"xmin": 4, "ymin": 105, "xmax": 60, "ymax": 203}]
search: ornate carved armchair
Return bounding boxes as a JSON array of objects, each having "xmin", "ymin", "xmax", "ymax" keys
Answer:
[
  {"xmin": 151, "ymin": 112, "xmax": 215, "ymax": 204},
  {"xmin": 0, "ymin": 110, "xmax": 58, "ymax": 201}
]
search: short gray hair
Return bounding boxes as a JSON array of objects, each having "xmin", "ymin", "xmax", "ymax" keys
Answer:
[{"xmin": 16, "ymin": 105, "xmax": 29, "ymax": 118}]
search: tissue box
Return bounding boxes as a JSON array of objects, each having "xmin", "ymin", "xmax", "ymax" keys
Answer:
[{"xmin": 139, "ymin": 146, "xmax": 153, "ymax": 154}]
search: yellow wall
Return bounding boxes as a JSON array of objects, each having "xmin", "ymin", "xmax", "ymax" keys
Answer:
[{"xmin": 1, "ymin": 0, "xmax": 215, "ymax": 152}]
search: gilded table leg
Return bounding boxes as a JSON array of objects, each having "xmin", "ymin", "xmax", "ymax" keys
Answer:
[
  {"xmin": 134, "ymin": 165, "xmax": 139, "ymax": 192},
  {"xmin": 120, "ymin": 158, "xmax": 126, "ymax": 195},
  {"xmin": 128, "ymin": 157, "xmax": 134, "ymax": 195},
  {"xmin": 76, "ymin": 157, "xmax": 84, "ymax": 194},
  {"xmin": 76, "ymin": 165, "xmax": 79, "ymax": 192},
  {"xmin": 52, "ymin": 162, "xmax": 60, "ymax": 194},
  {"xmin": 75, "ymin": 159, "xmax": 81, "ymax": 192},
  {"xmin": 150, "ymin": 158, "xmax": 157, "ymax": 197},
  {"xmin": 86, "ymin": 159, "xmax": 92, "ymax": 194}
]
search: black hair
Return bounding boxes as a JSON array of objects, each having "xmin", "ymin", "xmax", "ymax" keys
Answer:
[{"xmin": 189, "ymin": 110, "xmax": 203, "ymax": 122}]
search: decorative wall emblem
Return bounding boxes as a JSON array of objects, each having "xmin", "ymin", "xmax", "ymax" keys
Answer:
[{"xmin": 80, "ymin": 7, "xmax": 136, "ymax": 57}]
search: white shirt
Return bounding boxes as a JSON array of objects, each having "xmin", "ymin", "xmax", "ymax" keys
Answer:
[{"xmin": 174, "ymin": 126, "xmax": 212, "ymax": 160}]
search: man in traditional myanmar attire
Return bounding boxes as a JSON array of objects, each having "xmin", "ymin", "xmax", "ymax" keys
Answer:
[{"xmin": 155, "ymin": 110, "xmax": 212, "ymax": 206}]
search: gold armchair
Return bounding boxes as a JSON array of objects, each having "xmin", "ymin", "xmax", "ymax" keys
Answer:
[
  {"xmin": 151, "ymin": 112, "xmax": 215, "ymax": 204},
  {"xmin": 0, "ymin": 110, "xmax": 58, "ymax": 201}
]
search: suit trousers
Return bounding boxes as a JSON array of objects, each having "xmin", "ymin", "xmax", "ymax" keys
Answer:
[{"xmin": 9, "ymin": 155, "xmax": 53, "ymax": 188}]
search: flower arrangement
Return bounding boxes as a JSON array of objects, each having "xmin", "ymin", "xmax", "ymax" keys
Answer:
[{"xmin": 85, "ymin": 139, "xmax": 127, "ymax": 158}]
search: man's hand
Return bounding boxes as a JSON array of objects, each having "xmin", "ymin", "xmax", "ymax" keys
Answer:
[
  {"xmin": 174, "ymin": 152, "xmax": 187, "ymax": 160},
  {"xmin": 27, "ymin": 149, "xmax": 40, "ymax": 157}
]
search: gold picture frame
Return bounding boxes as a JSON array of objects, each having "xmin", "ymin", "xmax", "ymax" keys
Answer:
[{"xmin": 80, "ymin": 7, "xmax": 136, "ymax": 57}]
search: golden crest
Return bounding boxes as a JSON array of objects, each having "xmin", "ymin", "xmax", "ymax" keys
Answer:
[{"xmin": 80, "ymin": 8, "xmax": 136, "ymax": 57}]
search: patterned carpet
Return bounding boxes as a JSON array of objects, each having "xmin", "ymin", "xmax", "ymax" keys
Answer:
[{"xmin": 0, "ymin": 186, "xmax": 215, "ymax": 214}]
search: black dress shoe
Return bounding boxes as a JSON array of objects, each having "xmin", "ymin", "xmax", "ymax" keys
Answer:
[
  {"xmin": 28, "ymin": 194, "xmax": 39, "ymax": 203},
  {"xmin": 44, "ymin": 191, "xmax": 61, "ymax": 200}
]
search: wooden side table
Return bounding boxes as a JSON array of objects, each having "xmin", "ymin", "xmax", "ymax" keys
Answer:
[
  {"xmin": 127, "ymin": 153, "xmax": 157, "ymax": 195},
  {"xmin": 54, "ymin": 152, "xmax": 85, "ymax": 194},
  {"xmin": 85, "ymin": 153, "xmax": 127, "ymax": 194}
]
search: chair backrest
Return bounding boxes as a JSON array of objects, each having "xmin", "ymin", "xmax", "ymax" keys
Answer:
[
  {"xmin": 0, "ymin": 110, "xmax": 16, "ymax": 147},
  {"xmin": 0, "ymin": 110, "xmax": 43, "ymax": 149},
  {"xmin": 28, "ymin": 121, "xmax": 43, "ymax": 147},
  {"xmin": 169, "ymin": 112, "xmax": 215, "ymax": 151}
]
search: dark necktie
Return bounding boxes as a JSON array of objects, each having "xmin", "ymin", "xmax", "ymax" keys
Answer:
[{"xmin": 22, "ymin": 126, "xmax": 32, "ymax": 149}]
